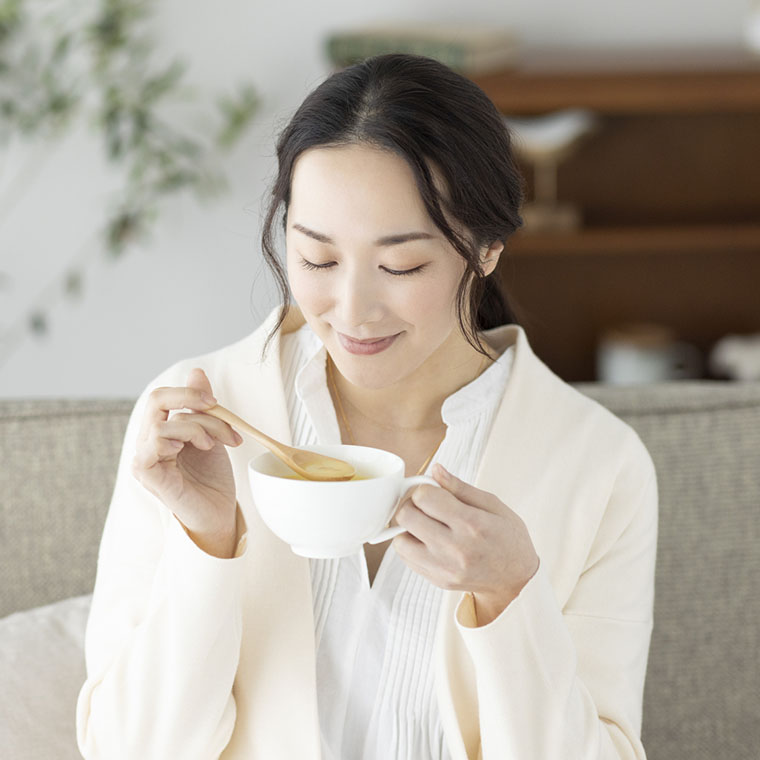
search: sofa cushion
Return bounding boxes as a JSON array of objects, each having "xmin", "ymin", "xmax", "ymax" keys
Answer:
[
  {"xmin": 0, "ymin": 594, "xmax": 90, "ymax": 760},
  {"xmin": 0, "ymin": 399, "xmax": 132, "ymax": 617}
]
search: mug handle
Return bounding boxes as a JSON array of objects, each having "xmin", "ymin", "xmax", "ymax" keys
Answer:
[{"xmin": 367, "ymin": 475, "xmax": 440, "ymax": 544}]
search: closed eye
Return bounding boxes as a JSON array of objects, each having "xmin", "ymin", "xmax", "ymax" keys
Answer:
[
  {"xmin": 381, "ymin": 264, "xmax": 427, "ymax": 277},
  {"xmin": 299, "ymin": 258, "xmax": 336, "ymax": 271},
  {"xmin": 299, "ymin": 257, "xmax": 427, "ymax": 277}
]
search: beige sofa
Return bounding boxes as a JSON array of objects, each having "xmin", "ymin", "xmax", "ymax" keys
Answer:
[{"xmin": 1, "ymin": 383, "xmax": 759, "ymax": 759}]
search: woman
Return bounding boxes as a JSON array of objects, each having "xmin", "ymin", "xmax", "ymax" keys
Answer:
[{"xmin": 77, "ymin": 54, "xmax": 657, "ymax": 760}]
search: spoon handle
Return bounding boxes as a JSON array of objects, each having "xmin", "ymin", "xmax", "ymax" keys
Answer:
[
  {"xmin": 206, "ymin": 403, "xmax": 355, "ymax": 482},
  {"xmin": 205, "ymin": 404, "xmax": 285, "ymax": 454}
]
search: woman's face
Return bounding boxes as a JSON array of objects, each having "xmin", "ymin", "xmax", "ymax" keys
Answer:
[{"xmin": 285, "ymin": 143, "xmax": 478, "ymax": 390}]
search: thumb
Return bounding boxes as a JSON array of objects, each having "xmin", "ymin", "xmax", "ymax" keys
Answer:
[
  {"xmin": 432, "ymin": 463, "xmax": 496, "ymax": 512},
  {"xmin": 186, "ymin": 367, "xmax": 215, "ymax": 399}
]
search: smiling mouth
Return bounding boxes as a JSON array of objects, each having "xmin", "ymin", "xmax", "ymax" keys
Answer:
[
  {"xmin": 340, "ymin": 333, "xmax": 397, "ymax": 344},
  {"xmin": 337, "ymin": 331, "xmax": 400, "ymax": 355}
]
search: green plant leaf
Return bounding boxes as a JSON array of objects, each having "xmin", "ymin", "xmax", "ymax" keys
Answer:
[
  {"xmin": 0, "ymin": 0, "xmax": 23, "ymax": 42},
  {"xmin": 3, "ymin": 0, "xmax": 258, "ymax": 266},
  {"xmin": 216, "ymin": 83, "xmax": 259, "ymax": 148},
  {"xmin": 29, "ymin": 311, "xmax": 47, "ymax": 335},
  {"xmin": 64, "ymin": 270, "xmax": 83, "ymax": 298},
  {"xmin": 106, "ymin": 209, "xmax": 143, "ymax": 255},
  {"xmin": 141, "ymin": 60, "xmax": 185, "ymax": 104}
]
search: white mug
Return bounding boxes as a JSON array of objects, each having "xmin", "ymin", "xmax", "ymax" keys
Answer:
[
  {"xmin": 248, "ymin": 444, "xmax": 440, "ymax": 558},
  {"xmin": 597, "ymin": 324, "xmax": 702, "ymax": 384}
]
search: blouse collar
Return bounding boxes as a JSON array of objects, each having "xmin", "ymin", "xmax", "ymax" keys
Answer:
[{"xmin": 292, "ymin": 323, "xmax": 514, "ymax": 430}]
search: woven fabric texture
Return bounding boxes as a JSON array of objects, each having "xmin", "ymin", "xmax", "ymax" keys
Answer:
[
  {"xmin": 1, "ymin": 382, "xmax": 759, "ymax": 760},
  {"xmin": 0, "ymin": 399, "xmax": 133, "ymax": 618}
]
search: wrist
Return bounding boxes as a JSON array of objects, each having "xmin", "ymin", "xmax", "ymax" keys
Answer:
[
  {"xmin": 176, "ymin": 506, "xmax": 239, "ymax": 559},
  {"xmin": 472, "ymin": 554, "xmax": 540, "ymax": 626},
  {"xmin": 185, "ymin": 525, "xmax": 238, "ymax": 558}
]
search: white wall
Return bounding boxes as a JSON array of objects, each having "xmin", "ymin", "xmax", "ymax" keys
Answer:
[{"xmin": 0, "ymin": 0, "xmax": 755, "ymax": 397}]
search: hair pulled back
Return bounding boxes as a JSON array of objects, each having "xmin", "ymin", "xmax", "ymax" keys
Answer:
[{"xmin": 260, "ymin": 53, "xmax": 524, "ymax": 356}]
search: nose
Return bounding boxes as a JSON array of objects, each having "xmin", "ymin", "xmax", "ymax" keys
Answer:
[{"xmin": 334, "ymin": 265, "xmax": 384, "ymax": 330}]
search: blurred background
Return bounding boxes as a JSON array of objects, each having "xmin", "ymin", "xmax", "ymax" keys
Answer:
[{"xmin": 2, "ymin": 0, "xmax": 760, "ymax": 397}]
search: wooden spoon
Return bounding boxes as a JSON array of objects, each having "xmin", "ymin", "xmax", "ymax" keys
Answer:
[{"xmin": 205, "ymin": 404, "xmax": 356, "ymax": 482}]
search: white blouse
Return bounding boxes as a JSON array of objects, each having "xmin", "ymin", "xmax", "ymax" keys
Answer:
[{"xmin": 279, "ymin": 324, "xmax": 514, "ymax": 760}]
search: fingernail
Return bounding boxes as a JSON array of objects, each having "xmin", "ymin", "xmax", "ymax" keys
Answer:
[
  {"xmin": 234, "ymin": 431, "xmax": 244, "ymax": 444},
  {"xmin": 201, "ymin": 392, "xmax": 217, "ymax": 406}
]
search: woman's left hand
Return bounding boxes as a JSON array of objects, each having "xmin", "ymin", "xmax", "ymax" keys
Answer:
[{"xmin": 392, "ymin": 463, "xmax": 540, "ymax": 625}]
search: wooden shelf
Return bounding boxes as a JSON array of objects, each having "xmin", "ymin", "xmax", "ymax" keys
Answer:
[
  {"xmin": 470, "ymin": 47, "xmax": 760, "ymax": 115},
  {"xmin": 467, "ymin": 50, "xmax": 760, "ymax": 381},
  {"xmin": 499, "ymin": 241, "xmax": 760, "ymax": 382},
  {"xmin": 508, "ymin": 224, "xmax": 760, "ymax": 257}
]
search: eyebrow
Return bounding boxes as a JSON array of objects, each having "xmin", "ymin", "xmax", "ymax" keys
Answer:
[{"xmin": 292, "ymin": 223, "xmax": 435, "ymax": 247}]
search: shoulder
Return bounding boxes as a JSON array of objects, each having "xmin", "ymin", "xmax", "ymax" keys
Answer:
[
  {"xmin": 548, "ymin": 364, "xmax": 652, "ymax": 471},
  {"xmin": 522, "ymin": 341, "xmax": 658, "ymax": 533},
  {"xmin": 487, "ymin": 325, "xmax": 656, "ymax": 498},
  {"xmin": 513, "ymin": 326, "xmax": 651, "ymax": 455}
]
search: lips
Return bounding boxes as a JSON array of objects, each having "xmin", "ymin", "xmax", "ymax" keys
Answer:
[
  {"xmin": 337, "ymin": 331, "xmax": 400, "ymax": 356},
  {"xmin": 343, "ymin": 334, "xmax": 393, "ymax": 344}
]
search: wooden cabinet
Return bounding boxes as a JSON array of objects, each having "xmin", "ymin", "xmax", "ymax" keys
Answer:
[{"xmin": 470, "ymin": 48, "xmax": 760, "ymax": 381}]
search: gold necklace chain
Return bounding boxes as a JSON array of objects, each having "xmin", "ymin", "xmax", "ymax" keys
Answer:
[
  {"xmin": 326, "ymin": 353, "xmax": 489, "ymax": 477},
  {"xmin": 327, "ymin": 356, "xmax": 444, "ymax": 476}
]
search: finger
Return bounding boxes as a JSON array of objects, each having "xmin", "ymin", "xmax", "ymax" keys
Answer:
[
  {"xmin": 392, "ymin": 532, "xmax": 456, "ymax": 589},
  {"xmin": 432, "ymin": 463, "xmax": 501, "ymax": 513},
  {"xmin": 395, "ymin": 497, "xmax": 450, "ymax": 542},
  {"xmin": 139, "ymin": 375, "xmax": 217, "ymax": 441},
  {"xmin": 134, "ymin": 435, "xmax": 186, "ymax": 470},
  {"xmin": 160, "ymin": 418, "xmax": 225, "ymax": 451},
  {"xmin": 135, "ymin": 418, "xmax": 214, "ymax": 470},
  {"xmin": 145, "ymin": 420, "xmax": 216, "ymax": 469},
  {"xmin": 392, "ymin": 530, "xmax": 429, "ymax": 566},
  {"xmin": 134, "ymin": 429, "xmax": 186, "ymax": 471},
  {"xmin": 170, "ymin": 411, "xmax": 244, "ymax": 446},
  {"xmin": 162, "ymin": 414, "xmax": 242, "ymax": 448},
  {"xmin": 186, "ymin": 367, "xmax": 215, "ymax": 398},
  {"xmin": 398, "ymin": 484, "xmax": 461, "ymax": 528}
]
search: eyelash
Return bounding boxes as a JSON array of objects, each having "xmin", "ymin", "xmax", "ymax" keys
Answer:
[{"xmin": 298, "ymin": 258, "xmax": 426, "ymax": 277}]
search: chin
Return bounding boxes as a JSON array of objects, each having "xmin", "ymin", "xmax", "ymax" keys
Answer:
[{"xmin": 336, "ymin": 352, "xmax": 422, "ymax": 391}]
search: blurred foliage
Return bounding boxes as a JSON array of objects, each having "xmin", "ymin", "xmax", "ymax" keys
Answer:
[
  {"xmin": 0, "ymin": 0, "xmax": 259, "ymax": 345},
  {"xmin": 0, "ymin": 0, "xmax": 260, "ymax": 257}
]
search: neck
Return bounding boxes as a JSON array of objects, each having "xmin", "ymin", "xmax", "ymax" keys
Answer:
[{"xmin": 328, "ymin": 331, "xmax": 495, "ymax": 433}]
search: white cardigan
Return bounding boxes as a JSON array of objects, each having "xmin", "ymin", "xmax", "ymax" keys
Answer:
[{"xmin": 77, "ymin": 306, "xmax": 658, "ymax": 760}]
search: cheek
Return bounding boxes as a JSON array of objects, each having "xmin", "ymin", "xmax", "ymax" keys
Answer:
[
  {"xmin": 404, "ymin": 270, "xmax": 461, "ymax": 325},
  {"xmin": 287, "ymin": 263, "xmax": 330, "ymax": 314}
]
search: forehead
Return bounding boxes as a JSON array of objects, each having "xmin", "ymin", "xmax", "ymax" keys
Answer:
[{"xmin": 288, "ymin": 144, "xmax": 441, "ymax": 234}]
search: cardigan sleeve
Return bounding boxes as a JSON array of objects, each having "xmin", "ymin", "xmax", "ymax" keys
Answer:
[
  {"xmin": 76, "ymin": 374, "xmax": 248, "ymax": 760},
  {"xmin": 453, "ymin": 448, "xmax": 658, "ymax": 760}
]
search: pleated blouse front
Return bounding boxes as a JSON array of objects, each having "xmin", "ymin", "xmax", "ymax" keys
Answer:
[{"xmin": 279, "ymin": 324, "xmax": 513, "ymax": 760}]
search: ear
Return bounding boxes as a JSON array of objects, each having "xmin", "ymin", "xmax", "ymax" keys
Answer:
[{"xmin": 480, "ymin": 240, "xmax": 505, "ymax": 276}]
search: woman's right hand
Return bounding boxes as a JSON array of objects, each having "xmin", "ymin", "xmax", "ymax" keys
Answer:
[{"xmin": 131, "ymin": 367, "xmax": 244, "ymax": 557}]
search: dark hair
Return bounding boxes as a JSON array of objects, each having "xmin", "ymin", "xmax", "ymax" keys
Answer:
[{"xmin": 260, "ymin": 53, "xmax": 524, "ymax": 357}]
